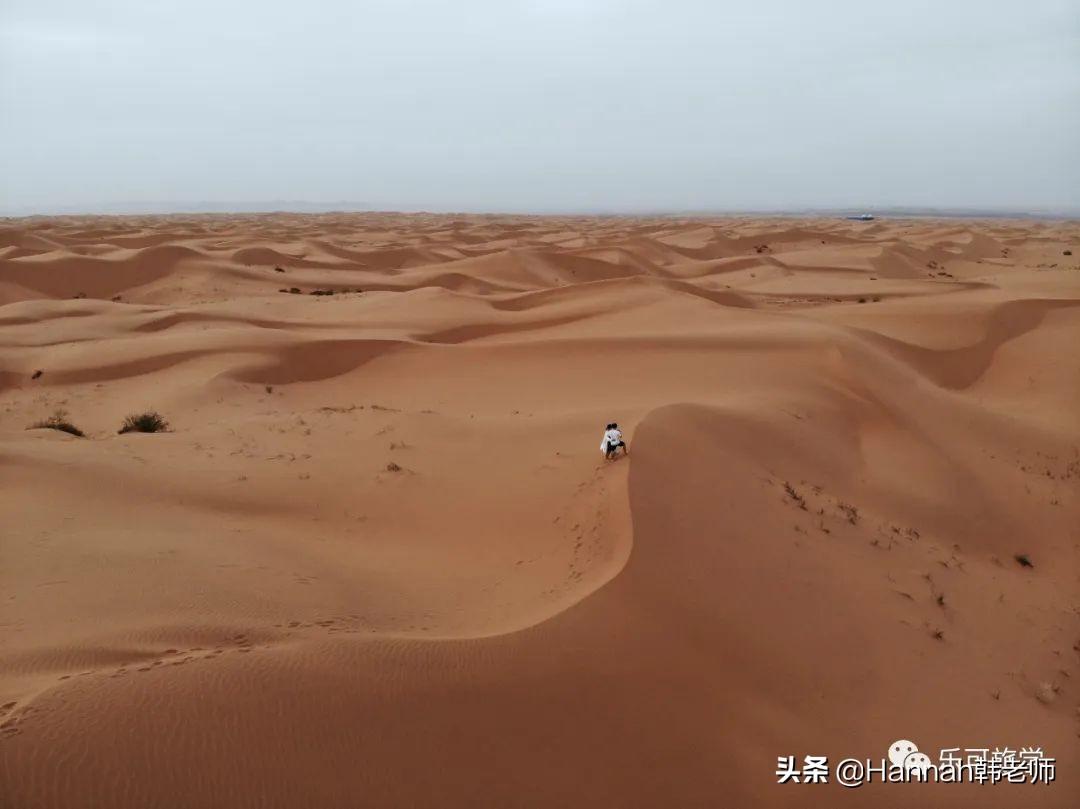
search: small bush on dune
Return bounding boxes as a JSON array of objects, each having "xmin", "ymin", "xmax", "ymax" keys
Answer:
[
  {"xmin": 30, "ymin": 409, "xmax": 84, "ymax": 437},
  {"xmin": 118, "ymin": 411, "xmax": 170, "ymax": 434}
]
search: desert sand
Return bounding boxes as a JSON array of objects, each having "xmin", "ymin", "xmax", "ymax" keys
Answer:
[{"xmin": 1, "ymin": 213, "xmax": 1078, "ymax": 808}]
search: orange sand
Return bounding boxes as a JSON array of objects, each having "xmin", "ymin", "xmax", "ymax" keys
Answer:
[{"xmin": 1, "ymin": 213, "xmax": 1078, "ymax": 807}]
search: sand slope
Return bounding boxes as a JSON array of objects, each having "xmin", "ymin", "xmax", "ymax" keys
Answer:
[{"xmin": 1, "ymin": 214, "xmax": 1078, "ymax": 808}]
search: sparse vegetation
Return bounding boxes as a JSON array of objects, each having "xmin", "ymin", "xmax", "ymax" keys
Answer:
[
  {"xmin": 1014, "ymin": 553, "xmax": 1034, "ymax": 568},
  {"xmin": 783, "ymin": 481, "xmax": 807, "ymax": 510},
  {"xmin": 31, "ymin": 369, "xmax": 43, "ymax": 379},
  {"xmin": 29, "ymin": 409, "xmax": 84, "ymax": 437},
  {"xmin": 385, "ymin": 462, "xmax": 402, "ymax": 472},
  {"xmin": 837, "ymin": 502, "xmax": 859, "ymax": 525},
  {"xmin": 118, "ymin": 411, "xmax": 170, "ymax": 434}
]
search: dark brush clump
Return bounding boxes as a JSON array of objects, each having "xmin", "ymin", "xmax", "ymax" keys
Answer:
[
  {"xmin": 30, "ymin": 409, "xmax": 84, "ymax": 437},
  {"xmin": 783, "ymin": 481, "xmax": 807, "ymax": 510},
  {"xmin": 1014, "ymin": 553, "xmax": 1034, "ymax": 568},
  {"xmin": 118, "ymin": 411, "xmax": 170, "ymax": 434}
]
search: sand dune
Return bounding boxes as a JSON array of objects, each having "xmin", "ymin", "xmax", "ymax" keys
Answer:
[{"xmin": 1, "ymin": 214, "xmax": 1078, "ymax": 808}]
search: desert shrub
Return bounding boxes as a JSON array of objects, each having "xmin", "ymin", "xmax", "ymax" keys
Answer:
[
  {"xmin": 118, "ymin": 411, "xmax": 170, "ymax": 434},
  {"xmin": 30, "ymin": 409, "xmax": 84, "ymax": 437}
]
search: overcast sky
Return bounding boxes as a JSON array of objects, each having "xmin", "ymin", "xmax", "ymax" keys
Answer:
[{"xmin": 1, "ymin": 0, "xmax": 1078, "ymax": 214}]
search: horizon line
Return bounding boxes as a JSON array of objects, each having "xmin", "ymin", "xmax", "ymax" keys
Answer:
[{"xmin": 4, "ymin": 201, "xmax": 1079, "ymax": 220}]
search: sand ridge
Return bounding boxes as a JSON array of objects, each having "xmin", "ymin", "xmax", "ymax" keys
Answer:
[{"xmin": 1, "ymin": 214, "xmax": 1078, "ymax": 807}]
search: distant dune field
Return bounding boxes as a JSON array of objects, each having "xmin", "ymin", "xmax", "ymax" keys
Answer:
[{"xmin": 1, "ymin": 213, "xmax": 1078, "ymax": 808}]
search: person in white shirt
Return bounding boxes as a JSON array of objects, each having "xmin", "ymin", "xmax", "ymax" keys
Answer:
[{"xmin": 600, "ymin": 422, "xmax": 628, "ymax": 459}]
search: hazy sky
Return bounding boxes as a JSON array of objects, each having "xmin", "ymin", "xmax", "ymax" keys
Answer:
[{"xmin": 2, "ymin": 0, "xmax": 1078, "ymax": 214}]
